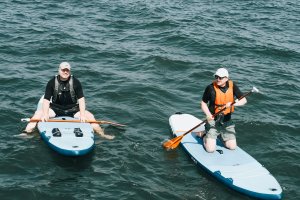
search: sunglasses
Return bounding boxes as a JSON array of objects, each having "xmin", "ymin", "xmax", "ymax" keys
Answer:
[
  {"xmin": 60, "ymin": 68, "xmax": 70, "ymax": 72},
  {"xmin": 215, "ymin": 75, "xmax": 226, "ymax": 80}
]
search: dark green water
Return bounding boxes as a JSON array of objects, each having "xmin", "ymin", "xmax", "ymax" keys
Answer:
[{"xmin": 0, "ymin": 0, "xmax": 299, "ymax": 199}]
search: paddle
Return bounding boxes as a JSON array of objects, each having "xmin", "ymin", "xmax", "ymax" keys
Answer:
[
  {"xmin": 163, "ymin": 87, "xmax": 259, "ymax": 150},
  {"xmin": 21, "ymin": 118, "xmax": 126, "ymax": 127}
]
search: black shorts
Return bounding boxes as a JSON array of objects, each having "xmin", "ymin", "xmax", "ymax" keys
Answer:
[{"xmin": 50, "ymin": 103, "xmax": 80, "ymax": 117}]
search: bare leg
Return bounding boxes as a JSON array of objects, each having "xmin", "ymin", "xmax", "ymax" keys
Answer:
[
  {"xmin": 223, "ymin": 122, "xmax": 237, "ymax": 150},
  {"xmin": 74, "ymin": 111, "xmax": 115, "ymax": 140},
  {"xmin": 195, "ymin": 131, "xmax": 206, "ymax": 138},
  {"xmin": 203, "ymin": 137, "xmax": 217, "ymax": 153},
  {"xmin": 203, "ymin": 123, "xmax": 217, "ymax": 153},
  {"xmin": 24, "ymin": 110, "xmax": 43, "ymax": 133},
  {"xmin": 24, "ymin": 109, "xmax": 56, "ymax": 133},
  {"xmin": 224, "ymin": 139, "xmax": 237, "ymax": 150}
]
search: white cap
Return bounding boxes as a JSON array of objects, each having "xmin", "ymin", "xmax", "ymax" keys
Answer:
[
  {"xmin": 59, "ymin": 62, "xmax": 71, "ymax": 70},
  {"xmin": 214, "ymin": 68, "xmax": 229, "ymax": 78}
]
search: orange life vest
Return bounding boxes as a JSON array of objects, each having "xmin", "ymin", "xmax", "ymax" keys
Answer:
[{"xmin": 213, "ymin": 80, "xmax": 234, "ymax": 115}]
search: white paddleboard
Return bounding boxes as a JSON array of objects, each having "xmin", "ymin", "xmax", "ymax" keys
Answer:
[
  {"xmin": 36, "ymin": 96, "xmax": 94, "ymax": 156},
  {"xmin": 169, "ymin": 113, "xmax": 282, "ymax": 200}
]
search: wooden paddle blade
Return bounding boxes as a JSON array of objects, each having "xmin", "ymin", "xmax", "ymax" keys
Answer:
[
  {"xmin": 168, "ymin": 139, "xmax": 182, "ymax": 150},
  {"xmin": 163, "ymin": 135, "xmax": 183, "ymax": 150}
]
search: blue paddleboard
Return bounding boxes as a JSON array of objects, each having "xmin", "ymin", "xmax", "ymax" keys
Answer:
[
  {"xmin": 36, "ymin": 96, "xmax": 94, "ymax": 156},
  {"xmin": 169, "ymin": 113, "xmax": 282, "ymax": 199},
  {"xmin": 37, "ymin": 117, "xmax": 95, "ymax": 156}
]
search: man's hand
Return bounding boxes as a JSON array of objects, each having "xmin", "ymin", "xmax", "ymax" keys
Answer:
[
  {"xmin": 41, "ymin": 114, "xmax": 49, "ymax": 122},
  {"xmin": 80, "ymin": 114, "xmax": 86, "ymax": 122},
  {"xmin": 206, "ymin": 114, "xmax": 215, "ymax": 126},
  {"xmin": 225, "ymin": 102, "xmax": 232, "ymax": 108},
  {"xmin": 206, "ymin": 114, "xmax": 214, "ymax": 121}
]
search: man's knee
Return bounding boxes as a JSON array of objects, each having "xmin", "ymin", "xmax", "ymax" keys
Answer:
[
  {"xmin": 225, "ymin": 139, "xmax": 237, "ymax": 150},
  {"xmin": 33, "ymin": 110, "xmax": 43, "ymax": 117},
  {"xmin": 204, "ymin": 137, "xmax": 216, "ymax": 153},
  {"xmin": 85, "ymin": 110, "xmax": 95, "ymax": 119}
]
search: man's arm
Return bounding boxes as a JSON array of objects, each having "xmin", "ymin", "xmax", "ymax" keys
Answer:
[
  {"xmin": 201, "ymin": 85, "xmax": 214, "ymax": 120},
  {"xmin": 234, "ymin": 97, "xmax": 247, "ymax": 106},
  {"xmin": 78, "ymin": 97, "xmax": 86, "ymax": 122},
  {"xmin": 42, "ymin": 99, "xmax": 50, "ymax": 121},
  {"xmin": 232, "ymin": 82, "xmax": 247, "ymax": 107},
  {"xmin": 201, "ymin": 100, "xmax": 214, "ymax": 120}
]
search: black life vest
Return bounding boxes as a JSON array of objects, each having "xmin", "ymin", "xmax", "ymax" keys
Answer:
[{"xmin": 52, "ymin": 75, "xmax": 76, "ymax": 104}]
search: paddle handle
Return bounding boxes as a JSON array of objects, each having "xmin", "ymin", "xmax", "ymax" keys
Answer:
[{"xmin": 21, "ymin": 118, "xmax": 126, "ymax": 127}]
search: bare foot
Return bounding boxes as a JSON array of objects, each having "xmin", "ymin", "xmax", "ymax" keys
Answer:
[
  {"xmin": 15, "ymin": 133, "xmax": 35, "ymax": 139},
  {"xmin": 101, "ymin": 134, "xmax": 115, "ymax": 140},
  {"xmin": 15, "ymin": 130, "xmax": 35, "ymax": 138},
  {"xmin": 23, "ymin": 129, "xmax": 34, "ymax": 135},
  {"xmin": 96, "ymin": 129, "xmax": 115, "ymax": 140},
  {"xmin": 195, "ymin": 131, "xmax": 205, "ymax": 138}
]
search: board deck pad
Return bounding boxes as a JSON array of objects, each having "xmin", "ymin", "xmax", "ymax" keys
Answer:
[
  {"xmin": 38, "ymin": 116, "xmax": 95, "ymax": 156},
  {"xmin": 169, "ymin": 113, "xmax": 282, "ymax": 200}
]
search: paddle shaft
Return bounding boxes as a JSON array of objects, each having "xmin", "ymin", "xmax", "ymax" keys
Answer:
[
  {"xmin": 23, "ymin": 118, "xmax": 126, "ymax": 127},
  {"xmin": 164, "ymin": 89, "xmax": 255, "ymax": 149}
]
